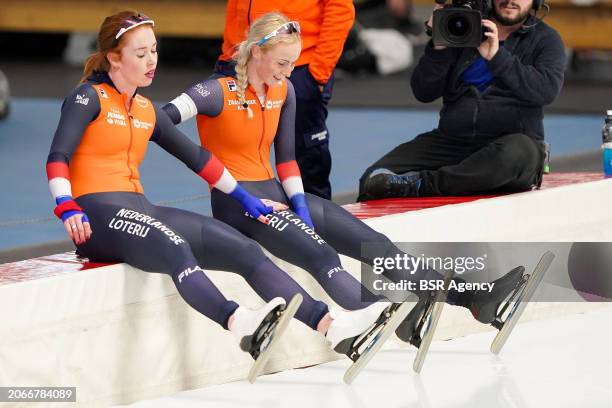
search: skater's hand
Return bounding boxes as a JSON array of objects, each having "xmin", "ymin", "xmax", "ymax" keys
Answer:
[
  {"xmin": 261, "ymin": 199, "xmax": 288, "ymax": 213},
  {"xmin": 54, "ymin": 197, "xmax": 92, "ymax": 245},
  {"xmin": 230, "ymin": 185, "xmax": 285, "ymax": 224},
  {"xmin": 289, "ymin": 194, "xmax": 314, "ymax": 229},
  {"xmin": 294, "ymin": 206, "xmax": 314, "ymax": 229},
  {"xmin": 63, "ymin": 213, "xmax": 92, "ymax": 245}
]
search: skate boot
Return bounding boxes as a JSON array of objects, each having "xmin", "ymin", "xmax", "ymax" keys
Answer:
[
  {"xmin": 362, "ymin": 171, "xmax": 422, "ymax": 199},
  {"xmin": 394, "ymin": 294, "xmax": 429, "ymax": 344},
  {"xmin": 394, "ymin": 271, "xmax": 454, "ymax": 373},
  {"xmin": 230, "ymin": 294, "xmax": 302, "ymax": 382},
  {"xmin": 469, "ymin": 266, "xmax": 526, "ymax": 324},
  {"xmin": 325, "ymin": 301, "xmax": 413, "ymax": 384},
  {"xmin": 325, "ymin": 301, "xmax": 391, "ymax": 352}
]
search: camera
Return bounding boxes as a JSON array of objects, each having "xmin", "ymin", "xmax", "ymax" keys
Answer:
[{"xmin": 432, "ymin": 0, "xmax": 492, "ymax": 48}]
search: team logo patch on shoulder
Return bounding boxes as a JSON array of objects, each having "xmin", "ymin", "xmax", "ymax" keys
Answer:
[
  {"xmin": 194, "ymin": 83, "xmax": 211, "ymax": 98},
  {"xmin": 75, "ymin": 94, "xmax": 89, "ymax": 106},
  {"xmin": 134, "ymin": 94, "xmax": 149, "ymax": 108},
  {"xmin": 226, "ymin": 80, "xmax": 237, "ymax": 92}
]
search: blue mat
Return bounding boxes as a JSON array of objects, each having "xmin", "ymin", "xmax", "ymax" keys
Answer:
[{"xmin": 0, "ymin": 98, "xmax": 604, "ymax": 250}]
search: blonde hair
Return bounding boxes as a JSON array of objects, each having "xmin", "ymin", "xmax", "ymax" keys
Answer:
[{"xmin": 233, "ymin": 12, "xmax": 300, "ymax": 119}]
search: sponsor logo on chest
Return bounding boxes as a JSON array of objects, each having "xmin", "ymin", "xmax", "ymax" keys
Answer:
[
  {"xmin": 227, "ymin": 98, "xmax": 284, "ymax": 111},
  {"xmin": 106, "ymin": 108, "xmax": 127, "ymax": 127},
  {"xmin": 133, "ymin": 118, "xmax": 153, "ymax": 130},
  {"xmin": 265, "ymin": 99, "xmax": 284, "ymax": 110},
  {"xmin": 226, "ymin": 80, "xmax": 237, "ymax": 92}
]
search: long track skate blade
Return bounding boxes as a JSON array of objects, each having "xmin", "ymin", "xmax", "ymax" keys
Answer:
[
  {"xmin": 247, "ymin": 294, "xmax": 302, "ymax": 383},
  {"xmin": 343, "ymin": 302, "xmax": 412, "ymax": 385},
  {"xmin": 413, "ymin": 271, "xmax": 454, "ymax": 373},
  {"xmin": 490, "ymin": 251, "xmax": 554, "ymax": 354}
]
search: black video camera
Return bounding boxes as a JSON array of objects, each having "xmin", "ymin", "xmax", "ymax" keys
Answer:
[{"xmin": 432, "ymin": 0, "xmax": 492, "ymax": 48}]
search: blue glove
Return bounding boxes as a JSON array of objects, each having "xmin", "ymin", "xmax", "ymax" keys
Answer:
[
  {"xmin": 229, "ymin": 185, "xmax": 273, "ymax": 220},
  {"xmin": 290, "ymin": 194, "xmax": 314, "ymax": 228}
]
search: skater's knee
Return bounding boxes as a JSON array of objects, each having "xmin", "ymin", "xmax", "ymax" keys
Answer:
[{"xmin": 238, "ymin": 240, "xmax": 267, "ymax": 265}]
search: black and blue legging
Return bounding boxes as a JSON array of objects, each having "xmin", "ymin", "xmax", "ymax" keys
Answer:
[
  {"xmin": 74, "ymin": 191, "xmax": 329, "ymax": 330},
  {"xmin": 211, "ymin": 179, "xmax": 466, "ymax": 310}
]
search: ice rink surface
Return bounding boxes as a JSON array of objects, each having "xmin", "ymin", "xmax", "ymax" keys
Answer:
[{"xmin": 122, "ymin": 305, "xmax": 612, "ymax": 408}]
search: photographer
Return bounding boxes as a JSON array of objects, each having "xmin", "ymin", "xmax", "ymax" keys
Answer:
[{"xmin": 358, "ymin": 0, "xmax": 565, "ymax": 200}]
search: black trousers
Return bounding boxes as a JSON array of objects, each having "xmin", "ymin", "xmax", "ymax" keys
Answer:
[
  {"xmin": 290, "ymin": 65, "xmax": 334, "ymax": 200},
  {"xmin": 358, "ymin": 130, "xmax": 545, "ymax": 200}
]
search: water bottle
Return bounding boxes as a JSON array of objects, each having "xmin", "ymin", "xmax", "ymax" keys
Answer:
[{"xmin": 603, "ymin": 110, "xmax": 612, "ymax": 178}]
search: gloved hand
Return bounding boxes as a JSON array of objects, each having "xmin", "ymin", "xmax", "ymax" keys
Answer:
[
  {"xmin": 229, "ymin": 185, "xmax": 274, "ymax": 224},
  {"xmin": 290, "ymin": 194, "xmax": 314, "ymax": 229}
]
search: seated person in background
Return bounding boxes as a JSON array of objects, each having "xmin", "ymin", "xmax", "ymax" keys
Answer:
[{"xmin": 358, "ymin": 0, "xmax": 565, "ymax": 201}]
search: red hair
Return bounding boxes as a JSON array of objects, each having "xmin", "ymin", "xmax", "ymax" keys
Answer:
[{"xmin": 79, "ymin": 10, "xmax": 153, "ymax": 84}]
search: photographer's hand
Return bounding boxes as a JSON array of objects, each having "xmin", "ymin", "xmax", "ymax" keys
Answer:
[
  {"xmin": 427, "ymin": 4, "xmax": 447, "ymax": 50},
  {"xmin": 478, "ymin": 19, "xmax": 499, "ymax": 60}
]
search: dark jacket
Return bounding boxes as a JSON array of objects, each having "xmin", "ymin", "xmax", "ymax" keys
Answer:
[{"xmin": 411, "ymin": 15, "xmax": 565, "ymax": 141}]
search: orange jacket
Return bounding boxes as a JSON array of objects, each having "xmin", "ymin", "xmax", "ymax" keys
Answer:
[
  {"xmin": 219, "ymin": 0, "xmax": 355, "ymax": 85},
  {"xmin": 70, "ymin": 83, "xmax": 156, "ymax": 197},
  {"xmin": 196, "ymin": 77, "xmax": 287, "ymax": 181}
]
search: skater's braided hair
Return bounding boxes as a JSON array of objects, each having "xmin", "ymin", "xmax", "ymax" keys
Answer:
[
  {"xmin": 232, "ymin": 12, "xmax": 300, "ymax": 119},
  {"xmin": 80, "ymin": 10, "xmax": 155, "ymax": 84}
]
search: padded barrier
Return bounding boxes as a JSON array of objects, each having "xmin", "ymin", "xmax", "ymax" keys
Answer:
[{"xmin": 1, "ymin": 173, "xmax": 609, "ymax": 406}]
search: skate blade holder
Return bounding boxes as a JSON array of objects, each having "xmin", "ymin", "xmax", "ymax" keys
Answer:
[
  {"xmin": 491, "ymin": 274, "xmax": 530, "ymax": 330},
  {"xmin": 240, "ymin": 303, "xmax": 286, "ymax": 359},
  {"xmin": 335, "ymin": 304, "xmax": 401, "ymax": 362},
  {"xmin": 411, "ymin": 270, "xmax": 454, "ymax": 373},
  {"xmin": 490, "ymin": 251, "xmax": 555, "ymax": 354}
]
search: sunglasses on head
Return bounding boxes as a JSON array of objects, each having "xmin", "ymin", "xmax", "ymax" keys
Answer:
[
  {"xmin": 257, "ymin": 21, "xmax": 300, "ymax": 46},
  {"xmin": 115, "ymin": 13, "xmax": 155, "ymax": 40}
]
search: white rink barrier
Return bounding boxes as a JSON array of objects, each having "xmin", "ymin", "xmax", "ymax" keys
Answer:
[{"xmin": 1, "ymin": 178, "xmax": 611, "ymax": 406}]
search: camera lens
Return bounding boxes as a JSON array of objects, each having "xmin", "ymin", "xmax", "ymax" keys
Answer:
[{"xmin": 447, "ymin": 15, "xmax": 471, "ymax": 38}]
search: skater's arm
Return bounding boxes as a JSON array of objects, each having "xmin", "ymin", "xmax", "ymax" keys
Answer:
[
  {"xmin": 46, "ymin": 84, "xmax": 99, "ymax": 244},
  {"xmin": 273, "ymin": 82, "xmax": 313, "ymax": 228},
  {"xmin": 162, "ymin": 79, "xmax": 224, "ymax": 124},
  {"xmin": 151, "ymin": 106, "xmax": 273, "ymax": 223}
]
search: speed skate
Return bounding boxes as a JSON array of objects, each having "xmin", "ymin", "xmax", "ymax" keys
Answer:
[
  {"xmin": 337, "ymin": 302, "xmax": 413, "ymax": 384},
  {"xmin": 241, "ymin": 294, "xmax": 303, "ymax": 383}
]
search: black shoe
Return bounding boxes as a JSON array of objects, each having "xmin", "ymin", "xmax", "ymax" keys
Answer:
[
  {"xmin": 394, "ymin": 295, "xmax": 429, "ymax": 343},
  {"xmin": 362, "ymin": 172, "xmax": 422, "ymax": 199},
  {"xmin": 469, "ymin": 266, "xmax": 525, "ymax": 324}
]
